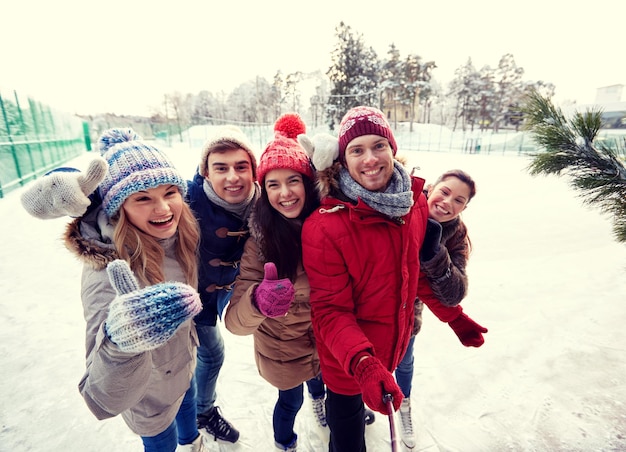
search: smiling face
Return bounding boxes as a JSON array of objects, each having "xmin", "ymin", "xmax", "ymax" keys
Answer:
[
  {"xmin": 205, "ymin": 148, "xmax": 255, "ymax": 204},
  {"xmin": 122, "ymin": 184, "xmax": 184, "ymax": 239},
  {"xmin": 264, "ymin": 168, "xmax": 306, "ymax": 219},
  {"xmin": 427, "ymin": 176, "xmax": 471, "ymax": 223},
  {"xmin": 343, "ymin": 134, "xmax": 395, "ymax": 192}
]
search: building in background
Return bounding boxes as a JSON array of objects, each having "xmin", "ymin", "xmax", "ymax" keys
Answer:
[
  {"xmin": 566, "ymin": 84, "xmax": 626, "ymax": 129},
  {"xmin": 593, "ymin": 85, "xmax": 626, "ymax": 128}
]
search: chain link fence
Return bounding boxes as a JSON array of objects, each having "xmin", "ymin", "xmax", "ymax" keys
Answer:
[
  {"xmin": 2, "ymin": 89, "xmax": 624, "ymax": 200},
  {"xmin": 0, "ymin": 88, "xmax": 88, "ymax": 198}
]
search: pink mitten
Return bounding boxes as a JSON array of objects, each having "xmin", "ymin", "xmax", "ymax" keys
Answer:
[{"xmin": 254, "ymin": 262, "xmax": 295, "ymax": 318}]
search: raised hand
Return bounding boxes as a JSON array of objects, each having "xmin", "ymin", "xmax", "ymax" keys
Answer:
[
  {"xmin": 21, "ymin": 158, "xmax": 107, "ymax": 219},
  {"xmin": 253, "ymin": 262, "xmax": 295, "ymax": 318},
  {"xmin": 448, "ymin": 312, "xmax": 488, "ymax": 347},
  {"xmin": 104, "ymin": 259, "xmax": 202, "ymax": 353}
]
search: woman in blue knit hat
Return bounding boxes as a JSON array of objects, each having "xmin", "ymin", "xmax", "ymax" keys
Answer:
[{"xmin": 61, "ymin": 129, "xmax": 209, "ymax": 451}]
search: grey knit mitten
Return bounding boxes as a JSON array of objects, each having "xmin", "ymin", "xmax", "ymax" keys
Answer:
[
  {"xmin": 20, "ymin": 158, "xmax": 107, "ymax": 219},
  {"xmin": 104, "ymin": 260, "xmax": 202, "ymax": 353}
]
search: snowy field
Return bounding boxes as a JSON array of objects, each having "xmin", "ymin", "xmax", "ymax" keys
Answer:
[{"xmin": 1, "ymin": 145, "xmax": 626, "ymax": 452}]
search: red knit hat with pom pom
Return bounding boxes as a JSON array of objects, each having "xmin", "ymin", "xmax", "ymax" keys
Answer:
[{"xmin": 257, "ymin": 113, "xmax": 313, "ymax": 183}]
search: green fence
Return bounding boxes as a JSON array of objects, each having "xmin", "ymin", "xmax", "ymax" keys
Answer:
[{"xmin": 0, "ymin": 89, "xmax": 88, "ymax": 198}]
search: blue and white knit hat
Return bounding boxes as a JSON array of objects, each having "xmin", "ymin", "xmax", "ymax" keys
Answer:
[{"xmin": 97, "ymin": 128, "xmax": 187, "ymax": 218}]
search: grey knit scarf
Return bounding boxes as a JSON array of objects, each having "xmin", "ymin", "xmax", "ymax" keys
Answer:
[
  {"xmin": 338, "ymin": 160, "xmax": 414, "ymax": 219},
  {"xmin": 203, "ymin": 179, "xmax": 260, "ymax": 221}
]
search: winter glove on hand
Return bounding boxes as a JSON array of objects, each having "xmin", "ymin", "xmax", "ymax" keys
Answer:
[
  {"xmin": 420, "ymin": 218, "xmax": 443, "ymax": 262},
  {"xmin": 20, "ymin": 158, "xmax": 108, "ymax": 219},
  {"xmin": 253, "ymin": 262, "xmax": 295, "ymax": 318},
  {"xmin": 104, "ymin": 259, "xmax": 202, "ymax": 353},
  {"xmin": 448, "ymin": 312, "xmax": 488, "ymax": 347},
  {"xmin": 353, "ymin": 357, "xmax": 403, "ymax": 414},
  {"xmin": 297, "ymin": 132, "xmax": 339, "ymax": 171}
]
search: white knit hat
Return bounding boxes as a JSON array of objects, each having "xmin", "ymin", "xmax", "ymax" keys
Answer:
[{"xmin": 198, "ymin": 126, "xmax": 257, "ymax": 179}]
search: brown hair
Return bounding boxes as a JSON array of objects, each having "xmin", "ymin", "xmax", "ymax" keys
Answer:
[
  {"xmin": 199, "ymin": 139, "xmax": 257, "ymax": 180},
  {"xmin": 432, "ymin": 169, "xmax": 477, "ymax": 203},
  {"xmin": 113, "ymin": 202, "xmax": 200, "ymax": 288},
  {"xmin": 254, "ymin": 175, "xmax": 320, "ymax": 281},
  {"xmin": 430, "ymin": 169, "xmax": 477, "ymax": 256}
]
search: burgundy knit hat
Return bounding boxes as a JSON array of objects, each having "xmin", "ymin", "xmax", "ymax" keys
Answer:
[
  {"xmin": 337, "ymin": 106, "xmax": 397, "ymax": 162},
  {"xmin": 257, "ymin": 113, "xmax": 314, "ymax": 183}
]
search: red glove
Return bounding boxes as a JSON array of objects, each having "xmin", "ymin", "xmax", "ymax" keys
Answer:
[
  {"xmin": 253, "ymin": 262, "xmax": 295, "ymax": 318},
  {"xmin": 448, "ymin": 312, "xmax": 488, "ymax": 347},
  {"xmin": 353, "ymin": 357, "xmax": 403, "ymax": 414}
]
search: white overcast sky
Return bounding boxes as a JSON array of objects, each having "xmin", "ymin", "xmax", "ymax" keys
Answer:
[{"xmin": 3, "ymin": 0, "xmax": 625, "ymax": 116}]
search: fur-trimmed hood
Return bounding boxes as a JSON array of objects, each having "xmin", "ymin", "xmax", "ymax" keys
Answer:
[
  {"xmin": 245, "ymin": 209, "xmax": 265, "ymax": 262},
  {"xmin": 63, "ymin": 208, "xmax": 118, "ymax": 271}
]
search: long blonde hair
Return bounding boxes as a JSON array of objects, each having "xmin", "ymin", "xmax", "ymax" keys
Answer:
[{"xmin": 113, "ymin": 202, "xmax": 200, "ymax": 288}]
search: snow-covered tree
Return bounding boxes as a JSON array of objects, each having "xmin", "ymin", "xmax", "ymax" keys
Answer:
[
  {"xmin": 427, "ymin": 81, "xmax": 453, "ymax": 126},
  {"xmin": 475, "ymin": 66, "xmax": 496, "ymax": 130},
  {"xmin": 523, "ymin": 90, "xmax": 626, "ymax": 243},
  {"xmin": 226, "ymin": 81, "xmax": 257, "ymax": 123},
  {"xmin": 285, "ymin": 71, "xmax": 303, "ymax": 113},
  {"xmin": 402, "ymin": 53, "xmax": 436, "ymax": 131},
  {"xmin": 309, "ymin": 75, "xmax": 330, "ymax": 128},
  {"xmin": 253, "ymin": 76, "xmax": 275, "ymax": 124},
  {"xmin": 448, "ymin": 58, "xmax": 483, "ymax": 131},
  {"xmin": 380, "ymin": 43, "xmax": 403, "ymax": 128},
  {"xmin": 164, "ymin": 92, "xmax": 191, "ymax": 141},
  {"xmin": 491, "ymin": 53, "xmax": 524, "ymax": 132},
  {"xmin": 191, "ymin": 90, "xmax": 219, "ymax": 125},
  {"xmin": 326, "ymin": 22, "xmax": 380, "ymax": 129},
  {"xmin": 271, "ymin": 71, "xmax": 285, "ymax": 118}
]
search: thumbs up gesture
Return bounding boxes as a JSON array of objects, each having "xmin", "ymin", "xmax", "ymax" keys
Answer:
[
  {"xmin": 253, "ymin": 262, "xmax": 295, "ymax": 318},
  {"xmin": 104, "ymin": 259, "xmax": 202, "ymax": 353}
]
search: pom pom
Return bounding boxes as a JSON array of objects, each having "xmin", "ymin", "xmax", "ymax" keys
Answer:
[
  {"xmin": 98, "ymin": 128, "xmax": 143, "ymax": 154},
  {"xmin": 274, "ymin": 113, "xmax": 306, "ymax": 139}
]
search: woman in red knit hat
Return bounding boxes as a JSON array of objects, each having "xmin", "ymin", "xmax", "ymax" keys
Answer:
[{"xmin": 224, "ymin": 113, "xmax": 324, "ymax": 452}]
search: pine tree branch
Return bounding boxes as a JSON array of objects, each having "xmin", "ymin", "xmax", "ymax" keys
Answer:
[{"xmin": 522, "ymin": 89, "xmax": 626, "ymax": 243}]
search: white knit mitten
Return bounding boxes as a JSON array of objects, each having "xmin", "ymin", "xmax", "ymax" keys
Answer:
[{"xmin": 20, "ymin": 158, "xmax": 108, "ymax": 219}]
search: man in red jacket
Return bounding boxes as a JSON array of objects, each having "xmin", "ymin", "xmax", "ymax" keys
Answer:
[{"xmin": 302, "ymin": 106, "xmax": 441, "ymax": 452}]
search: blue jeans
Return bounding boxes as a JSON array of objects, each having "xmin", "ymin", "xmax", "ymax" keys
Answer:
[
  {"xmin": 195, "ymin": 323, "xmax": 225, "ymax": 415},
  {"xmin": 141, "ymin": 378, "xmax": 199, "ymax": 451},
  {"xmin": 395, "ymin": 335, "xmax": 415, "ymax": 398},
  {"xmin": 273, "ymin": 375, "xmax": 325, "ymax": 447}
]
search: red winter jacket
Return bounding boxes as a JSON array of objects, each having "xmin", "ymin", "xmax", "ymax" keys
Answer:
[{"xmin": 302, "ymin": 173, "xmax": 430, "ymax": 395}]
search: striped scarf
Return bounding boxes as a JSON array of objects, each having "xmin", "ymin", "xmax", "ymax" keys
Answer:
[{"xmin": 338, "ymin": 160, "xmax": 414, "ymax": 219}]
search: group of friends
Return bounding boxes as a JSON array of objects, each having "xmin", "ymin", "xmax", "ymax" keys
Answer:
[{"xmin": 21, "ymin": 106, "xmax": 488, "ymax": 452}]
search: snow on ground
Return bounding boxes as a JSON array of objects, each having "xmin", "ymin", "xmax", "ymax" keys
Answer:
[{"xmin": 1, "ymin": 145, "xmax": 626, "ymax": 452}]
